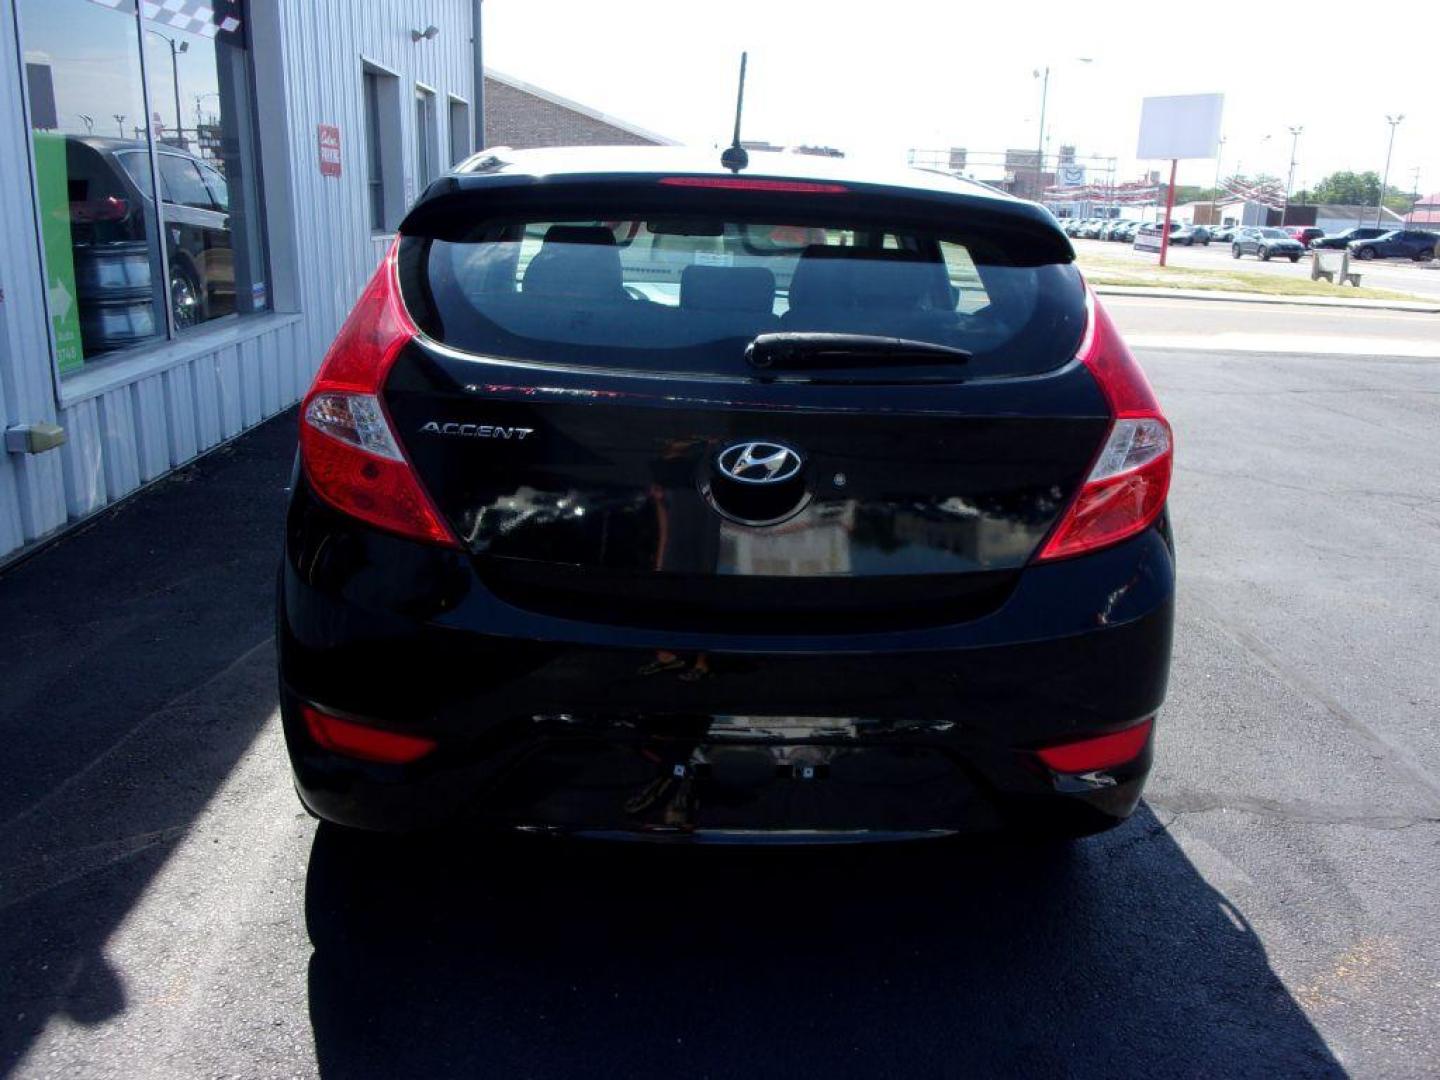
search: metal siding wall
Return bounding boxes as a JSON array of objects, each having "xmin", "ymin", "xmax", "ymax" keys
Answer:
[
  {"xmin": 0, "ymin": 0, "xmax": 474, "ymax": 561},
  {"xmin": 0, "ymin": 0, "xmax": 68, "ymax": 550}
]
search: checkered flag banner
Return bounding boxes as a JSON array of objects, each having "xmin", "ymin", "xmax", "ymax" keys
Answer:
[{"xmin": 85, "ymin": 0, "xmax": 243, "ymax": 40}]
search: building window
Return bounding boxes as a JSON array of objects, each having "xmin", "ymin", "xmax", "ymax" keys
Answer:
[
  {"xmin": 363, "ymin": 70, "xmax": 385, "ymax": 231},
  {"xmin": 19, "ymin": 0, "xmax": 268, "ymax": 377},
  {"xmin": 448, "ymin": 96, "xmax": 470, "ymax": 167},
  {"xmin": 361, "ymin": 62, "xmax": 402, "ymax": 233},
  {"xmin": 414, "ymin": 85, "xmax": 438, "ymax": 189}
]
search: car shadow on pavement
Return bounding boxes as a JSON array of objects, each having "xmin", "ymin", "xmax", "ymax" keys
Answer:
[
  {"xmin": 0, "ymin": 414, "xmax": 295, "ymax": 1072},
  {"xmin": 305, "ymin": 809, "xmax": 1345, "ymax": 1079}
]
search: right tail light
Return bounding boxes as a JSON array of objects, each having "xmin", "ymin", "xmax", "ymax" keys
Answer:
[{"xmin": 1037, "ymin": 292, "xmax": 1173, "ymax": 562}]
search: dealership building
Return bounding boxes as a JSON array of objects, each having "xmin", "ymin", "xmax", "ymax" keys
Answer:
[{"xmin": 0, "ymin": 0, "xmax": 671, "ymax": 564}]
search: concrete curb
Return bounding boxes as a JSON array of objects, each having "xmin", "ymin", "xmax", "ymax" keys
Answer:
[{"xmin": 1093, "ymin": 285, "xmax": 1440, "ymax": 314}]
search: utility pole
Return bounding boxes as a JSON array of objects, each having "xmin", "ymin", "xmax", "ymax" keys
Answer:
[
  {"xmin": 1376, "ymin": 114, "xmax": 1403, "ymax": 228},
  {"xmin": 1210, "ymin": 135, "xmax": 1226, "ymax": 226},
  {"xmin": 1283, "ymin": 125, "xmax": 1303, "ymax": 220}
]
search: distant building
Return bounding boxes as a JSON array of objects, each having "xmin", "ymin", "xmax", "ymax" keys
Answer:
[
  {"xmin": 1003, "ymin": 148, "xmax": 1049, "ymax": 200},
  {"xmin": 741, "ymin": 141, "xmax": 844, "ymax": 158},
  {"xmin": 484, "ymin": 68, "xmax": 677, "ymax": 150},
  {"xmin": 1407, "ymin": 193, "xmax": 1440, "ymax": 226},
  {"xmin": 1288, "ymin": 204, "xmax": 1408, "ymax": 233}
]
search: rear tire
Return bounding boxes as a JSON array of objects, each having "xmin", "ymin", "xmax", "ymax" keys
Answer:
[
  {"xmin": 1414, "ymin": 249, "xmax": 1434, "ymax": 262},
  {"xmin": 1231, "ymin": 245, "xmax": 1242, "ymax": 259},
  {"xmin": 1259, "ymin": 247, "xmax": 1271, "ymax": 261},
  {"xmin": 1289, "ymin": 254, "xmax": 1300, "ymax": 263},
  {"xmin": 1357, "ymin": 246, "xmax": 1376, "ymax": 260},
  {"xmin": 169, "ymin": 265, "xmax": 204, "ymax": 330}
]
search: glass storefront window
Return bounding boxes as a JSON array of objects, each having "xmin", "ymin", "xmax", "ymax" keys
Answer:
[{"xmin": 19, "ymin": 0, "xmax": 267, "ymax": 377}]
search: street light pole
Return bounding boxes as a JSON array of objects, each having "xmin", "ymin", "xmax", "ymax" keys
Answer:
[
  {"xmin": 1031, "ymin": 58, "xmax": 1091, "ymax": 203},
  {"xmin": 146, "ymin": 30, "xmax": 189, "ymax": 148},
  {"xmin": 1284, "ymin": 125, "xmax": 1303, "ymax": 219},
  {"xmin": 1034, "ymin": 66, "xmax": 1049, "ymax": 200},
  {"xmin": 1376, "ymin": 114, "xmax": 1403, "ymax": 229}
]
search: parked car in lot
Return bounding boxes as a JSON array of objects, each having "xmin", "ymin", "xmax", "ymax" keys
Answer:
[
  {"xmin": 279, "ymin": 146, "xmax": 1176, "ymax": 843},
  {"xmin": 1349, "ymin": 229, "xmax": 1438, "ymax": 261},
  {"xmin": 1231, "ymin": 226, "xmax": 1305, "ymax": 261},
  {"xmin": 65, "ymin": 136, "xmax": 233, "ymax": 355},
  {"xmin": 1212, "ymin": 224, "xmax": 1243, "ymax": 243},
  {"xmin": 1285, "ymin": 226, "xmax": 1325, "ymax": 248},
  {"xmin": 1170, "ymin": 224, "xmax": 1210, "ymax": 246},
  {"xmin": 1309, "ymin": 226, "xmax": 1389, "ymax": 250},
  {"xmin": 1132, "ymin": 221, "xmax": 1183, "ymax": 248},
  {"xmin": 1114, "ymin": 220, "xmax": 1140, "ymax": 243}
]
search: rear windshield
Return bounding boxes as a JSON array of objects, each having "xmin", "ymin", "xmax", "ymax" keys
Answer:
[{"xmin": 402, "ymin": 212, "xmax": 1086, "ymax": 379}]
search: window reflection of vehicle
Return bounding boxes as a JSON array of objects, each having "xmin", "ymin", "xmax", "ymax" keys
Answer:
[{"xmin": 65, "ymin": 136, "xmax": 233, "ymax": 355}]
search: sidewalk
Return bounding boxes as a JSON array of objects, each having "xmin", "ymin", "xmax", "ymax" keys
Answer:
[{"xmin": 1094, "ymin": 284, "xmax": 1440, "ymax": 314}]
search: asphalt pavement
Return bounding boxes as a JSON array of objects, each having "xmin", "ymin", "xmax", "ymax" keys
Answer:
[{"xmin": 2, "ymin": 311, "xmax": 1439, "ymax": 1078}]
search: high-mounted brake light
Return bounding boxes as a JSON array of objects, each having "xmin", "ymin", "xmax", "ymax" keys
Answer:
[
  {"xmin": 299, "ymin": 241, "xmax": 458, "ymax": 547},
  {"xmin": 302, "ymin": 705, "xmax": 437, "ymax": 764},
  {"xmin": 657, "ymin": 176, "xmax": 848, "ymax": 193},
  {"xmin": 1035, "ymin": 718, "xmax": 1153, "ymax": 773},
  {"xmin": 1036, "ymin": 292, "xmax": 1172, "ymax": 562}
]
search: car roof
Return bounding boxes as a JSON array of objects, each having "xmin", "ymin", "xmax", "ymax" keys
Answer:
[
  {"xmin": 449, "ymin": 144, "xmax": 1020, "ymax": 204},
  {"xmin": 67, "ymin": 134, "xmax": 206, "ymax": 162},
  {"xmin": 407, "ymin": 144, "xmax": 1072, "ymax": 246}
]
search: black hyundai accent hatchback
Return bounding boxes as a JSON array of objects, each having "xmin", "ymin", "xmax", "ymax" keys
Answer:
[{"xmin": 279, "ymin": 147, "xmax": 1175, "ymax": 842}]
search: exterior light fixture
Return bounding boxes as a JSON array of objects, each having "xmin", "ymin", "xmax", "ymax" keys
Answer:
[{"xmin": 410, "ymin": 25, "xmax": 440, "ymax": 42}]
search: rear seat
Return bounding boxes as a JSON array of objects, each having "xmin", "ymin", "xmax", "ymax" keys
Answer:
[
  {"xmin": 679, "ymin": 265, "xmax": 780, "ymax": 340},
  {"xmin": 782, "ymin": 245, "xmax": 957, "ymax": 338}
]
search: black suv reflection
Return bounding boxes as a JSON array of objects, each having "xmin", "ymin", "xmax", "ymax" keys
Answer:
[{"xmin": 65, "ymin": 136, "xmax": 233, "ymax": 355}]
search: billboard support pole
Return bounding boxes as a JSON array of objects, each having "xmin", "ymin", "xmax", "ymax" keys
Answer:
[{"xmin": 1158, "ymin": 159, "xmax": 1178, "ymax": 267}]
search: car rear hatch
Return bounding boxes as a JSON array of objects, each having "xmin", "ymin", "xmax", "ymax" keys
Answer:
[{"xmin": 384, "ymin": 174, "xmax": 1109, "ymax": 631}]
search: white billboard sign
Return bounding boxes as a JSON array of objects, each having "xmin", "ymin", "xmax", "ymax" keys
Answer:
[{"xmin": 1136, "ymin": 94, "xmax": 1224, "ymax": 160}]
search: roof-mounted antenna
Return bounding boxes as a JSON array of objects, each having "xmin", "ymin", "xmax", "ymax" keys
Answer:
[{"xmin": 720, "ymin": 52, "xmax": 749, "ymax": 173}]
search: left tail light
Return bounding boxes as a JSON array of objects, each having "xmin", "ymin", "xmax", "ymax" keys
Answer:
[
  {"xmin": 298, "ymin": 240, "xmax": 458, "ymax": 547},
  {"xmin": 1037, "ymin": 292, "xmax": 1172, "ymax": 562}
]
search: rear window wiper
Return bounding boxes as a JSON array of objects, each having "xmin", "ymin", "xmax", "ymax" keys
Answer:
[{"xmin": 745, "ymin": 332, "xmax": 973, "ymax": 373}]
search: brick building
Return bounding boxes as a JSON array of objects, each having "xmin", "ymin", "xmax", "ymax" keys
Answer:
[{"xmin": 483, "ymin": 68, "xmax": 676, "ymax": 149}]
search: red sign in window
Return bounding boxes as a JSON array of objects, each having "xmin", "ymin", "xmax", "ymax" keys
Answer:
[{"xmin": 317, "ymin": 124, "xmax": 341, "ymax": 178}]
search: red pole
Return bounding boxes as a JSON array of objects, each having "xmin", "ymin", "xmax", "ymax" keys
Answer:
[{"xmin": 1158, "ymin": 158, "xmax": 1178, "ymax": 267}]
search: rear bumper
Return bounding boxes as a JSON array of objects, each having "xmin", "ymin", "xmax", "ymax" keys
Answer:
[{"xmin": 279, "ymin": 479, "xmax": 1175, "ymax": 838}]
